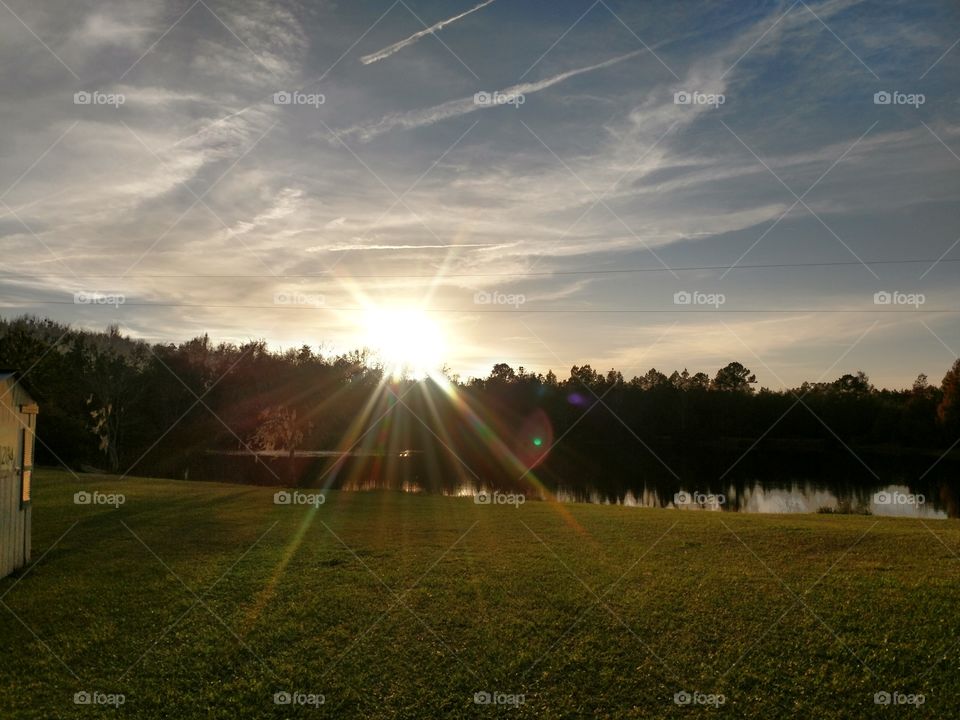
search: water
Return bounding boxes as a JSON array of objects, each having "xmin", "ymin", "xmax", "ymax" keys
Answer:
[
  {"xmin": 180, "ymin": 444, "xmax": 959, "ymax": 519},
  {"xmin": 552, "ymin": 482, "xmax": 948, "ymax": 519}
]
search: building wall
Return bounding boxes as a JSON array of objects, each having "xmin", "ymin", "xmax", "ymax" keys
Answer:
[{"xmin": 0, "ymin": 377, "xmax": 35, "ymax": 578}]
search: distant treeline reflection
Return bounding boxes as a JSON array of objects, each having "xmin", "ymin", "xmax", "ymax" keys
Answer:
[{"xmin": 192, "ymin": 444, "xmax": 959, "ymax": 518}]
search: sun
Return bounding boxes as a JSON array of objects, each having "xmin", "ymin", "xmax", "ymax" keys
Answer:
[{"xmin": 361, "ymin": 306, "xmax": 447, "ymax": 380}]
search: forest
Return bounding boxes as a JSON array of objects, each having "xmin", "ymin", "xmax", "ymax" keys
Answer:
[{"xmin": 1, "ymin": 315, "xmax": 958, "ymax": 491}]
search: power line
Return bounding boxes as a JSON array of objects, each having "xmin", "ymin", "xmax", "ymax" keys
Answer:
[
  {"xmin": 1, "ymin": 257, "xmax": 958, "ymax": 280},
  {"xmin": 3, "ymin": 302, "xmax": 958, "ymax": 313}
]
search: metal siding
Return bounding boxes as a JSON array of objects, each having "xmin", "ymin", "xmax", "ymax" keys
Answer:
[
  {"xmin": 12, "ymin": 468, "xmax": 22, "ymax": 570},
  {"xmin": 0, "ymin": 377, "xmax": 35, "ymax": 577},
  {"xmin": 1, "ymin": 472, "xmax": 7, "ymax": 577},
  {"xmin": 1, "ymin": 472, "xmax": 13, "ymax": 577}
]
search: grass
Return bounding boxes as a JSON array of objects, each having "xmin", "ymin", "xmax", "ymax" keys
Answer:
[{"xmin": 0, "ymin": 469, "xmax": 957, "ymax": 718}]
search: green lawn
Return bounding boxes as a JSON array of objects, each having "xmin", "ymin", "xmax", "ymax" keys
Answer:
[{"xmin": 0, "ymin": 469, "xmax": 957, "ymax": 718}]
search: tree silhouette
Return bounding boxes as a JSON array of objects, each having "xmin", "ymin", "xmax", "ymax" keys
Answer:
[
  {"xmin": 712, "ymin": 362, "xmax": 757, "ymax": 392},
  {"xmin": 937, "ymin": 359, "xmax": 960, "ymax": 434},
  {"xmin": 1, "ymin": 315, "xmax": 956, "ymax": 486}
]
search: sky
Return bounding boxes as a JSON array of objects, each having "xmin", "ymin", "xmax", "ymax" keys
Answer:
[{"xmin": 0, "ymin": 0, "xmax": 958, "ymax": 387}]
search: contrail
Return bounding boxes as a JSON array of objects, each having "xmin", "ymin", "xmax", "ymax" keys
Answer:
[
  {"xmin": 360, "ymin": 0, "xmax": 497, "ymax": 65},
  {"xmin": 345, "ymin": 48, "xmax": 648, "ymax": 141}
]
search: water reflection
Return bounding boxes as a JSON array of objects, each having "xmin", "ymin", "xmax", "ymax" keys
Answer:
[
  {"xmin": 184, "ymin": 446, "xmax": 958, "ymax": 520},
  {"xmin": 551, "ymin": 482, "xmax": 948, "ymax": 519}
]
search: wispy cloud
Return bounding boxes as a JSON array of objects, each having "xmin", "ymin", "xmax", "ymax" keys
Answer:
[
  {"xmin": 360, "ymin": 0, "xmax": 497, "ymax": 65},
  {"xmin": 307, "ymin": 242, "xmax": 497, "ymax": 252},
  {"xmin": 345, "ymin": 48, "xmax": 647, "ymax": 141},
  {"xmin": 2, "ymin": 0, "xmax": 957, "ymax": 385}
]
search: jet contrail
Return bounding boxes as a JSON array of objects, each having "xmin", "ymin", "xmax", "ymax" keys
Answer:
[
  {"xmin": 345, "ymin": 48, "xmax": 648, "ymax": 141},
  {"xmin": 360, "ymin": 0, "xmax": 497, "ymax": 65}
]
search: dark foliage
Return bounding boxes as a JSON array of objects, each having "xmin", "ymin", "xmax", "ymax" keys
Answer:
[{"xmin": 0, "ymin": 316, "xmax": 954, "ymax": 484}]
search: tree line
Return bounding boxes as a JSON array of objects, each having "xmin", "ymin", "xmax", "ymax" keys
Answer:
[{"xmin": 1, "ymin": 316, "xmax": 958, "ymax": 484}]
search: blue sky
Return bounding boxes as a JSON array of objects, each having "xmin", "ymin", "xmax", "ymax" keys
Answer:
[{"xmin": 0, "ymin": 0, "xmax": 958, "ymax": 386}]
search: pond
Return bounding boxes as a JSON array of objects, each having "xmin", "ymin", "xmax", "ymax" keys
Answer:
[{"xmin": 180, "ymin": 443, "xmax": 959, "ymax": 519}]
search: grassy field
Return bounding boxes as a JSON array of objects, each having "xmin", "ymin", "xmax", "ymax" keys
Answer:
[{"xmin": 0, "ymin": 469, "xmax": 957, "ymax": 718}]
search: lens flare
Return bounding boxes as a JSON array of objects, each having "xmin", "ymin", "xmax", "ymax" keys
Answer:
[{"xmin": 515, "ymin": 409, "xmax": 553, "ymax": 469}]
